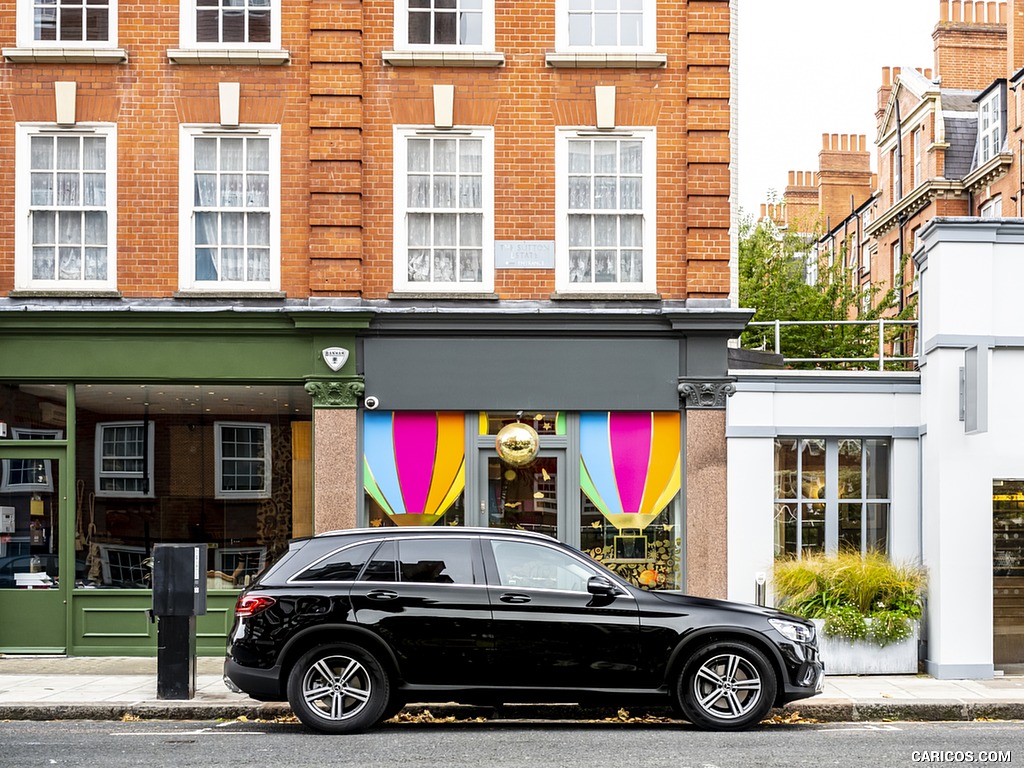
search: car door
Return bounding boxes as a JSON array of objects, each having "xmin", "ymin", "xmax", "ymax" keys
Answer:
[
  {"xmin": 483, "ymin": 537, "xmax": 641, "ymax": 689},
  {"xmin": 348, "ymin": 536, "xmax": 493, "ymax": 686}
]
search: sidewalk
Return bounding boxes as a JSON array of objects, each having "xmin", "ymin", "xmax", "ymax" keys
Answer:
[{"xmin": 0, "ymin": 655, "xmax": 1022, "ymax": 724}]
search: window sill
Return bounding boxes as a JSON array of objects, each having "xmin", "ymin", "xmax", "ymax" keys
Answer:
[
  {"xmin": 173, "ymin": 290, "xmax": 287, "ymax": 299},
  {"xmin": 3, "ymin": 47, "xmax": 128, "ymax": 64},
  {"xmin": 550, "ymin": 291, "xmax": 662, "ymax": 300},
  {"xmin": 545, "ymin": 51, "xmax": 667, "ymax": 68},
  {"xmin": 167, "ymin": 48, "xmax": 290, "ymax": 65},
  {"xmin": 8, "ymin": 289, "xmax": 122, "ymax": 298},
  {"xmin": 382, "ymin": 50, "xmax": 505, "ymax": 67},
  {"xmin": 387, "ymin": 291, "xmax": 500, "ymax": 300}
]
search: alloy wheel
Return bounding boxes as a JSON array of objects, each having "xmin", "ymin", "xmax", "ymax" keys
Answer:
[
  {"xmin": 690, "ymin": 652, "xmax": 764, "ymax": 721},
  {"xmin": 300, "ymin": 654, "xmax": 373, "ymax": 721}
]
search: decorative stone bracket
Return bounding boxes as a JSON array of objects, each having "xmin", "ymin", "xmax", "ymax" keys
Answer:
[
  {"xmin": 305, "ymin": 378, "xmax": 365, "ymax": 408},
  {"xmin": 678, "ymin": 379, "xmax": 736, "ymax": 409}
]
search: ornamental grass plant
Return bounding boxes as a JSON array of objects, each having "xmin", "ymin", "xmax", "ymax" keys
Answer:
[{"xmin": 773, "ymin": 551, "xmax": 926, "ymax": 647}]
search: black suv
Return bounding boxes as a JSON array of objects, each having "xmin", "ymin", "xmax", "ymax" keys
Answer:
[{"xmin": 224, "ymin": 527, "xmax": 823, "ymax": 733}]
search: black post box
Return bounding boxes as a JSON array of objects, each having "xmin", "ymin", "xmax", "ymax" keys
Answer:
[{"xmin": 151, "ymin": 543, "xmax": 207, "ymax": 700}]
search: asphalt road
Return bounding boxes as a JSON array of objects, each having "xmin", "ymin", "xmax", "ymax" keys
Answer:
[{"xmin": 0, "ymin": 719, "xmax": 1020, "ymax": 768}]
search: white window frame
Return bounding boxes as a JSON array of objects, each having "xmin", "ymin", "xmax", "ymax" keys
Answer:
[
  {"xmin": 912, "ymin": 127, "xmax": 922, "ymax": 189},
  {"xmin": 554, "ymin": 0, "xmax": 656, "ymax": 53},
  {"xmin": 179, "ymin": 0, "xmax": 280, "ymax": 50},
  {"xmin": 555, "ymin": 127, "xmax": 656, "ymax": 294},
  {"xmin": 15, "ymin": 0, "xmax": 118, "ymax": 49},
  {"xmin": 978, "ymin": 88, "xmax": 1003, "ymax": 165},
  {"xmin": 94, "ymin": 421, "xmax": 156, "ymax": 499},
  {"xmin": 1, "ymin": 428, "xmax": 62, "ymax": 493},
  {"xmin": 392, "ymin": 0, "xmax": 495, "ymax": 52},
  {"xmin": 178, "ymin": 124, "xmax": 281, "ymax": 292},
  {"xmin": 14, "ymin": 123, "xmax": 118, "ymax": 292},
  {"xmin": 392, "ymin": 126, "xmax": 495, "ymax": 294},
  {"xmin": 215, "ymin": 421, "xmax": 272, "ymax": 500},
  {"xmin": 980, "ymin": 194, "xmax": 1002, "ymax": 219}
]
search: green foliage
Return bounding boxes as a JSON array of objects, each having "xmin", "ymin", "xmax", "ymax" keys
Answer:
[
  {"xmin": 738, "ymin": 214, "xmax": 917, "ymax": 368},
  {"xmin": 773, "ymin": 551, "xmax": 925, "ymax": 647}
]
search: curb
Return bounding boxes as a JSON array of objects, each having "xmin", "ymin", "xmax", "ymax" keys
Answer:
[{"xmin": 1, "ymin": 700, "xmax": 1022, "ymax": 724}]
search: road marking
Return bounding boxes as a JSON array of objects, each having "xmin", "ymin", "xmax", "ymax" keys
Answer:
[
  {"xmin": 824, "ymin": 724, "xmax": 902, "ymax": 732},
  {"xmin": 111, "ymin": 726, "xmax": 266, "ymax": 736}
]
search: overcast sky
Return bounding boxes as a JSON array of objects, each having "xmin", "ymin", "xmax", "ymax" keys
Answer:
[{"xmin": 737, "ymin": 0, "xmax": 937, "ymax": 217}]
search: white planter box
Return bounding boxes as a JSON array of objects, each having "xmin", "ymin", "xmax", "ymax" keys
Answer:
[{"xmin": 812, "ymin": 619, "xmax": 920, "ymax": 675}]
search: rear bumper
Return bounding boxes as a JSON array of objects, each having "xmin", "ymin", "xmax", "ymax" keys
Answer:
[{"xmin": 223, "ymin": 657, "xmax": 286, "ymax": 702}]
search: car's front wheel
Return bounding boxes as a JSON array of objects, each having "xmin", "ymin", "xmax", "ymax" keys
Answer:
[
  {"xmin": 287, "ymin": 643, "xmax": 390, "ymax": 734},
  {"xmin": 676, "ymin": 640, "xmax": 777, "ymax": 730}
]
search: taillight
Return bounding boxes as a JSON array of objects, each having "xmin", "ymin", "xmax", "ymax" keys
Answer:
[{"xmin": 235, "ymin": 594, "xmax": 276, "ymax": 618}]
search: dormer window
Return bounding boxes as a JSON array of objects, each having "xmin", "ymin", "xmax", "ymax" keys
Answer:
[{"xmin": 977, "ymin": 83, "xmax": 1005, "ymax": 166}]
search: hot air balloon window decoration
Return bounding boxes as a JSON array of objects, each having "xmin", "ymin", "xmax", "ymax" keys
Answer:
[
  {"xmin": 579, "ymin": 411, "xmax": 682, "ymax": 590},
  {"xmin": 363, "ymin": 411, "xmax": 466, "ymax": 527}
]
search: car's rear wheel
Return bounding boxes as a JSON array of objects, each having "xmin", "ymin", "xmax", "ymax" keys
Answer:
[
  {"xmin": 676, "ymin": 640, "xmax": 777, "ymax": 730},
  {"xmin": 287, "ymin": 643, "xmax": 389, "ymax": 734}
]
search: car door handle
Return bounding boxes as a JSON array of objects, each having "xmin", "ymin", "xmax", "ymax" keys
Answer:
[
  {"xmin": 499, "ymin": 593, "xmax": 531, "ymax": 604},
  {"xmin": 366, "ymin": 590, "xmax": 399, "ymax": 601}
]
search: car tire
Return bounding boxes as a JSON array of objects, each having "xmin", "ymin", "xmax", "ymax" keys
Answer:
[
  {"xmin": 287, "ymin": 643, "xmax": 390, "ymax": 734},
  {"xmin": 676, "ymin": 640, "xmax": 777, "ymax": 731}
]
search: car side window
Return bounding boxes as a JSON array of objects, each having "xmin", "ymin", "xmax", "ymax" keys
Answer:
[
  {"xmin": 293, "ymin": 541, "xmax": 380, "ymax": 582},
  {"xmin": 360, "ymin": 540, "xmax": 398, "ymax": 582},
  {"xmin": 489, "ymin": 540, "xmax": 593, "ymax": 593},
  {"xmin": 398, "ymin": 539, "xmax": 474, "ymax": 585}
]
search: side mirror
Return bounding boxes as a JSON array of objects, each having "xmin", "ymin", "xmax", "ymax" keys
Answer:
[{"xmin": 587, "ymin": 575, "xmax": 621, "ymax": 597}]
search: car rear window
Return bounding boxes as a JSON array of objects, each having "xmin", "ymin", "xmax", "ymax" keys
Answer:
[{"xmin": 293, "ymin": 541, "xmax": 380, "ymax": 582}]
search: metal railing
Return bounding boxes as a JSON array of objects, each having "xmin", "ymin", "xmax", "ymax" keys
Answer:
[{"xmin": 745, "ymin": 319, "xmax": 918, "ymax": 371}]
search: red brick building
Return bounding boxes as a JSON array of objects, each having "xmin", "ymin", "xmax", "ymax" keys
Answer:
[{"xmin": 0, "ymin": 0, "xmax": 745, "ymax": 654}]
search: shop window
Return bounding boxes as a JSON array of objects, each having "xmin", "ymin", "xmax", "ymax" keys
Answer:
[
  {"xmin": 392, "ymin": 127, "xmax": 494, "ymax": 293},
  {"xmin": 95, "ymin": 422, "xmax": 155, "ymax": 498},
  {"xmin": 555, "ymin": 0, "xmax": 655, "ymax": 52},
  {"xmin": 1, "ymin": 428, "xmax": 61, "ymax": 493},
  {"xmin": 774, "ymin": 438, "xmax": 891, "ymax": 559},
  {"xmin": 72, "ymin": 383, "xmax": 310, "ymax": 589},
  {"xmin": 215, "ymin": 421, "xmax": 271, "ymax": 499},
  {"xmin": 363, "ymin": 411, "xmax": 466, "ymax": 527},
  {"xmin": 556, "ymin": 129, "xmax": 656, "ymax": 294},
  {"xmin": 178, "ymin": 126, "xmax": 280, "ymax": 292},
  {"xmin": 15, "ymin": 125, "xmax": 117, "ymax": 292},
  {"xmin": 578, "ymin": 411, "xmax": 681, "ymax": 590}
]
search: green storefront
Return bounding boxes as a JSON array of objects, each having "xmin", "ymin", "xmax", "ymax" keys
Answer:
[{"xmin": 0, "ymin": 308, "xmax": 369, "ymax": 655}]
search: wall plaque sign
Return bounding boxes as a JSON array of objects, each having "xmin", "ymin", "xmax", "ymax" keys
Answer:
[{"xmin": 495, "ymin": 241, "xmax": 555, "ymax": 269}]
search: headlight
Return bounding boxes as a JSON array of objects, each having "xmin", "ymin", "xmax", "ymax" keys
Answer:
[{"xmin": 768, "ymin": 617, "xmax": 815, "ymax": 644}]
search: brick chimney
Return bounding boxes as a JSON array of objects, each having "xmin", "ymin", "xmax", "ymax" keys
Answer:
[
  {"xmin": 818, "ymin": 134, "xmax": 874, "ymax": 230},
  {"xmin": 1008, "ymin": 0, "xmax": 1024, "ymax": 72},
  {"xmin": 934, "ymin": 0, "xmax": 1008, "ymax": 89},
  {"xmin": 782, "ymin": 170, "xmax": 821, "ymax": 234}
]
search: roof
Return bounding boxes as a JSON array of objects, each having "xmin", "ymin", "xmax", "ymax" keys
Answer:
[{"xmin": 943, "ymin": 116, "xmax": 978, "ymax": 179}]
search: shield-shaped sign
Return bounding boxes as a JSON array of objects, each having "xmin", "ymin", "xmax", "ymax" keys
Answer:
[{"xmin": 322, "ymin": 347, "xmax": 350, "ymax": 371}]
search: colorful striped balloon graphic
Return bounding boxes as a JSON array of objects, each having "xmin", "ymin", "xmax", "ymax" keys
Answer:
[
  {"xmin": 579, "ymin": 411, "xmax": 681, "ymax": 530},
  {"xmin": 363, "ymin": 411, "xmax": 466, "ymax": 526}
]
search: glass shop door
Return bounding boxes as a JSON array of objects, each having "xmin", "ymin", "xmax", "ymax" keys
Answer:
[
  {"xmin": 0, "ymin": 445, "xmax": 68, "ymax": 652},
  {"xmin": 481, "ymin": 451, "xmax": 566, "ymax": 541}
]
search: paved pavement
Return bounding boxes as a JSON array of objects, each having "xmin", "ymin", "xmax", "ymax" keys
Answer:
[{"xmin": 0, "ymin": 654, "xmax": 1022, "ymax": 724}]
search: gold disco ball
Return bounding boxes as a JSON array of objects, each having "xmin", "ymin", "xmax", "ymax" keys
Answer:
[{"xmin": 495, "ymin": 422, "xmax": 540, "ymax": 467}]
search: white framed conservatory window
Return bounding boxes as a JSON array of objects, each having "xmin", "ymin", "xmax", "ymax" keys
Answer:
[
  {"xmin": 95, "ymin": 422, "xmax": 155, "ymax": 498},
  {"xmin": 773, "ymin": 437, "xmax": 891, "ymax": 559},
  {"xmin": 555, "ymin": 0, "xmax": 655, "ymax": 52},
  {"xmin": 555, "ymin": 127, "xmax": 655, "ymax": 293},
  {"xmin": 215, "ymin": 422, "xmax": 271, "ymax": 500},
  {"xmin": 14, "ymin": 124, "xmax": 117, "ymax": 292},
  {"xmin": 393, "ymin": 0, "xmax": 493, "ymax": 51},
  {"xmin": 1, "ymin": 429, "xmax": 62, "ymax": 493},
  {"xmin": 180, "ymin": 0, "xmax": 278, "ymax": 48},
  {"xmin": 392, "ymin": 126, "xmax": 494, "ymax": 293},
  {"xmin": 178, "ymin": 125, "xmax": 280, "ymax": 292}
]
